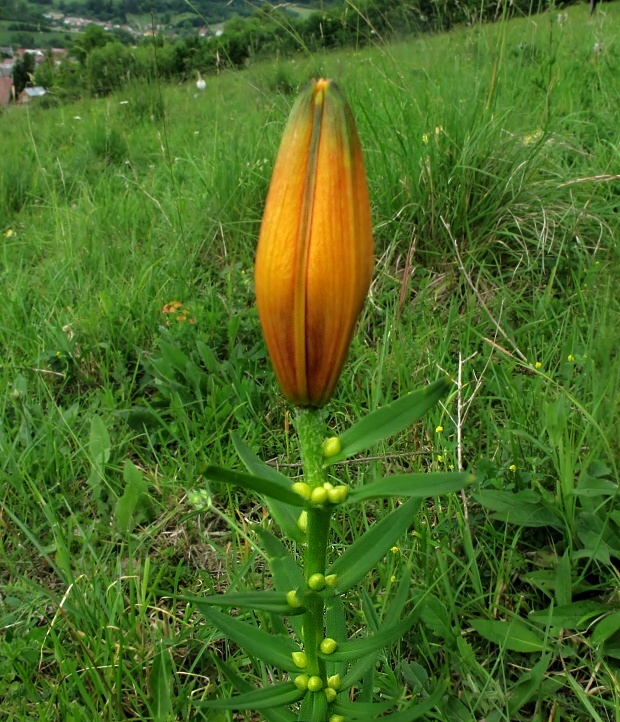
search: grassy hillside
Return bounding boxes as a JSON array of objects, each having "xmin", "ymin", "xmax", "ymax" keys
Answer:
[{"xmin": 1, "ymin": 3, "xmax": 620, "ymax": 719}]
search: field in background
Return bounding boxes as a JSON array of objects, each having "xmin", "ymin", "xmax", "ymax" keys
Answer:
[{"xmin": 1, "ymin": 3, "xmax": 620, "ymax": 719}]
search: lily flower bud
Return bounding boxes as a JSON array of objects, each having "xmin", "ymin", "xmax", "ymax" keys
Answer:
[{"xmin": 255, "ymin": 79, "xmax": 374, "ymax": 408}]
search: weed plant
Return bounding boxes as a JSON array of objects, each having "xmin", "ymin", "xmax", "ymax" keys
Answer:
[{"xmin": 1, "ymin": 3, "xmax": 620, "ymax": 720}]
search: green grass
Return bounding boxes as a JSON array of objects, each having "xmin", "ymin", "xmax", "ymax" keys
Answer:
[{"xmin": 1, "ymin": 3, "xmax": 620, "ymax": 720}]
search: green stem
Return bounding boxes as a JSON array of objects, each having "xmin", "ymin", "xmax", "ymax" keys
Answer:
[{"xmin": 295, "ymin": 409, "xmax": 331, "ymax": 678}]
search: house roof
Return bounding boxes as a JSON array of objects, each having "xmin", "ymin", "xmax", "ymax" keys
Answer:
[{"xmin": 24, "ymin": 86, "xmax": 47, "ymax": 97}]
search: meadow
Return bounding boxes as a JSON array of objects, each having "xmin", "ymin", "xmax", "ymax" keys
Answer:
[{"xmin": 1, "ymin": 3, "xmax": 620, "ymax": 719}]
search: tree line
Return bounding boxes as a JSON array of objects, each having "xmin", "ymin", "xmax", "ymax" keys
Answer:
[{"xmin": 30, "ymin": 0, "xmax": 573, "ymax": 104}]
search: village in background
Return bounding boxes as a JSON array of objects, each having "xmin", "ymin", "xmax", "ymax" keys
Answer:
[
  {"xmin": 0, "ymin": 0, "xmax": 574, "ymax": 108},
  {"xmin": 0, "ymin": 0, "xmax": 316, "ymax": 107}
]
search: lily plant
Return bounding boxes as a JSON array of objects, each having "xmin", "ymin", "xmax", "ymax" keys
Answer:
[{"xmin": 184, "ymin": 79, "xmax": 474, "ymax": 722}]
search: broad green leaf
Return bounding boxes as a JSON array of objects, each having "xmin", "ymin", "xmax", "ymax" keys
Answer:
[
  {"xmin": 205, "ymin": 466, "xmax": 305, "ymax": 507},
  {"xmin": 544, "ymin": 397, "xmax": 569, "ymax": 448},
  {"xmin": 586, "ymin": 460, "xmax": 614, "ymax": 479},
  {"xmin": 196, "ymin": 682, "xmax": 303, "ymax": 710},
  {"xmin": 416, "ymin": 592, "xmax": 454, "ymax": 642},
  {"xmin": 592, "ymin": 612, "xmax": 620, "ymax": 645},
  {"xmin": 319, "ymin": 610, "xmax": 417, "ymax": 662},
  {"xmin": 573, "ymin": 476, "xmax": 618, "ymax": 497},
  {"xmin": 574, "ymin": 512, "xmax": 620, "ymax": 565},
  {"xmin": 528, "ymin": 601, "xmax": 608, "ymax": 629},
  {"xmin": 324, "ymin": 377, "xmax": 451, "ymax": 466},
  {"xmin": 473, "ymin": 490, "xmax": 563, "ymax": 529},
  {"xmin": 180, "ymin": 591, "xmax": 304, "ymax": 615},
  {"xmin": 348, "ymin": 472, "xmax": 474, "ymax": 502},
  {"xmin": 232, "ymin": 433, "xmax": 304, "ymax": 543},
  {"xmin": 470, "ymin": 618, "xmax": 548, "ymax": 652},
  {"xmin": 196, "ymin": 606, "xmax": 299, "ymax": 670},
  {"xmin": 87, "ymin": 414, "xmax": 110, "ymax": 487},
  {"xmin": 328, "ymin": 498, "xmax": 421, "ymax": 591},
  {"xmin": 116, "ymin": 460, "xmax": 148, "ymax": 533},
  {"xmin": 150, "ymin": 644, "xmax": 173, "ymax": 722}
]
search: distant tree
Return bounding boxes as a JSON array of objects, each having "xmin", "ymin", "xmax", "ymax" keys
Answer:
[
  {"xmin": 87, "ymin": 41, "xmax": 136, "ymax": 95},
  {"xmin": 13, "ymin": 51, "xmax": 36, "ymax": 94},
  {"xmin": 34, "ymin": 50, "xmax": 55, "ymax": 88},
  {"xmin": 71, "ymin": 24, "xmax": 112, "ymax": 64},
  {"xmin": 12, "ymin": 31, "xmax": 36, "ymax": 47}
]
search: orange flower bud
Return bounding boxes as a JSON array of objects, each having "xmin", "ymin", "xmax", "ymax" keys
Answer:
[{"xmin": 255, "ymin": 79, "xmax": 373, "ymax": 408}]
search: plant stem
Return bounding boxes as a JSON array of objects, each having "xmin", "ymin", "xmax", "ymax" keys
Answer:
[{"xmin": 295, "ymin": 408, "xmax": 331, "ymax": 678}]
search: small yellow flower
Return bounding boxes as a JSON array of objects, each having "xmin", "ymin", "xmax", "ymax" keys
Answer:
[
  {"xmin": 4, "ymin": 229, "xmax": 14, "ymax": 238},
  {"xmin": 422, "ymin": 132, "xmax": 429, "ymax": 144},
  {"xmin": 567, "ymin": 354, "xmax": 575, "ymax": 362},
  {"xmin": 535, "ymin": 361, "xmax": 542, "ymax": 369},
  {"xmin": 390, "ymin": 546, "xmax": 399, "ymax": 554},
  {"xmin": 509, "ymin": 464, "xmax": 517, "ymax": 472},
  {"xmin": 523, "ymin": 128, "xmax": 543, "ymax": 144},
  {"xmin": 437, "ymin": 455, "xmax": 443, "ymax": 463},
  {"xmin": 435, "ymin": 425, "xmax": 443, "ymax": 433}
]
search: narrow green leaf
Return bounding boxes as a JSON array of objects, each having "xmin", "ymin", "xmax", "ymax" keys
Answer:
[
  {"xmin": 554, "ymin": 550, "xmax": 572, "ymax": 607},
  {"xmin": 196, "ymin": 682, "xmax": 303, "ymax": 710},
  {"xmin": 340, "ymin": 655, "xmax": 377, "ymax": 690},
  {"xmin": 211, "ymin": 657, "xmax": 296, "ymax": 722},
  {"xmin": 470, "ymin": 618, "xmax": 548, "ymax": 652},
  {"xmin": 328, "ymin": 498, "xmax": 421, "ymax": 591},
  {"xmin": 205, "ymin": 465, "xmax": 305, "ymax": 507},
  {"xmin": 150, "ymin": 644, "xmax": 173, "ymax": 722},
  {"xmin": 254, "ymin": 527, "xmax": 304, "ymax": 591},
  {"xmin": 325, "ymin": 595, "xmax": 348, "ymax": 677},
  {"xmin": 232, "ymin": 433, "xmax": 304, "ymax": 543},
  {"xmin": 348, "ymin": 472, "xmax": 475, "ymax": 502},
  {"xmin": 508, "ymin": 654, "xmax": 552, "ymax": 716},
  {"xmin": 334, "ymin": 698, "xmax": 398, "ymax": 717},
  {"xmin": 336, "ymin": 683, "xmax": 447, "ymax": 721},
  {"xmin": 324, "ymin": 377, "xmax": 451, "ymax": 466},
  {"xmin": 180, "ymin": 591, "xmax": 304, "ymax": 615},
  {"xmin": 298, "ymin": 686, "xmax": 328, "ymax": 722},
  {"xmin": 320, "ymin": 610, "xmax": 417, "ymax": 662},
  {"xmin": 253, "ymin": 527, "xmax": 304, "ymax": 637},
  {"xmin": 197, "ymin": 606, "xmax": 299, "ymax": 670},
  {"xmin": 385, "ymin": 683, "xmax": 448, "ymax": 722}
]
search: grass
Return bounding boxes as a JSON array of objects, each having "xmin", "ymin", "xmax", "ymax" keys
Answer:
[{"xmin": 1, "ymin": 2, "xmax": 620, "ymax": 719}]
